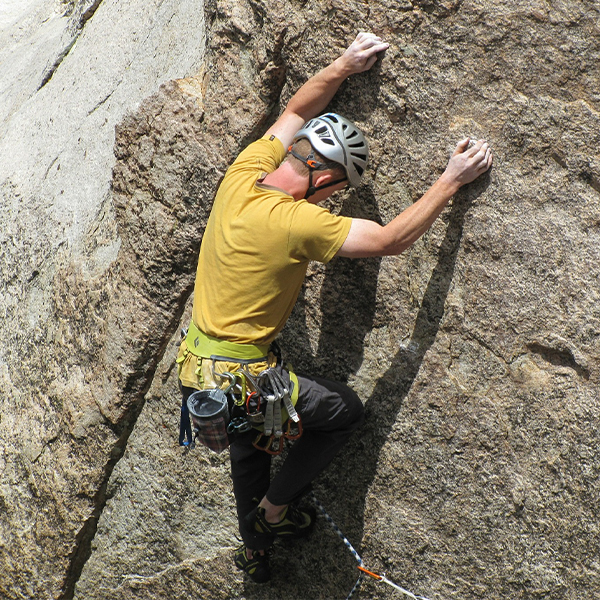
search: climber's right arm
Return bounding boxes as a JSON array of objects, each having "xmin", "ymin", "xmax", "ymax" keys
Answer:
[{"xmin": 337, "ymin": 139, "xmax": 493, "ymax": 258}]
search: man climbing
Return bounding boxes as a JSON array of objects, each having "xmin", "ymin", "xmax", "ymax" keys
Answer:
[{"xmin": 177, "ymin": 32, "xmax": 493, "ymax": 583}]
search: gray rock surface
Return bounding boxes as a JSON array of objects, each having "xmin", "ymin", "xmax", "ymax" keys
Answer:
[
  {"xmin": 0, "ymin": 0, "xmax": 206, "ymax": 597},
  {"xmin": 2, "ymin": 0, "xmax": 600, "ymax": 599}
]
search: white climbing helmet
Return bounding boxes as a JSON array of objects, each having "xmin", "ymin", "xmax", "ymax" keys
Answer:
[{"xmin": 292, "ymin": 113, "xmax": 369, "ymax": 187}]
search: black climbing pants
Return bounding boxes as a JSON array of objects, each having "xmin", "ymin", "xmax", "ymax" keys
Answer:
[{"xmin": 229, "ymin": 373, "xmax": 364, "ymax": 550}]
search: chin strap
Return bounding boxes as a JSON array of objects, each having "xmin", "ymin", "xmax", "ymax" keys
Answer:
[
  {"xmin": 288, "ymin": 145, "xmax": 347, "ymax": 199},
  {"xmin": 305, "ymin": 174, "xmax": 348, "ymax": 199}
]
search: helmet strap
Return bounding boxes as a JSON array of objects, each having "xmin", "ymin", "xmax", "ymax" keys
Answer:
[
  {"xmin": 305, "ymin": 176, "xmax": 348, "ymax": 199},
  {"xmin": 305, "ymin": 168, "xmax": 317, "ymax": 199},
  {"xmin": 288, "ymin": 146, "xmax": 326, "ymax": 169},
  {"xmin": 288, "ymin": 145, "xmax": 346, "ymax": 199}
]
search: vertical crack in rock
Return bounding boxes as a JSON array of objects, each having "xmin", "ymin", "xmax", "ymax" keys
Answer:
[
  {"xmin": 38, "ymin": 0, "xmax": 106, "ymax": 91},
  {"xmin": 58, "ymin": 426, "xmax": 136, "ymax": 600},
  {"xmin": 59, "ymin": 397, "xmax": 161, "ymax": 598},
  {"xmin": 58, "ymin": 307, "xmax": 189, "ymax": 600}
]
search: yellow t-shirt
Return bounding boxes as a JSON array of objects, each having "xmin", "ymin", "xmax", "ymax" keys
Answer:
[{"xmin": 192, "ymin": 135, "xmax": 352, "ymax": 345}]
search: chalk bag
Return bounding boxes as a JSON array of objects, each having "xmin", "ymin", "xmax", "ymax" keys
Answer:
[{"xmin": 187, "ymin": 388, "xmax": 230, "ymax": 453}]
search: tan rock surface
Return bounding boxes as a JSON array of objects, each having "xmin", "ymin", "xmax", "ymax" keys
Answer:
[{"xmin": 1, "ymin": 0, "xmax": 599, "ymax": 599}]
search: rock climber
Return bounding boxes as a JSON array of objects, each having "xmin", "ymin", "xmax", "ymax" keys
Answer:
[{"xmin": 176, "ymin": 32, "xmax": 493, "ymax": 583}]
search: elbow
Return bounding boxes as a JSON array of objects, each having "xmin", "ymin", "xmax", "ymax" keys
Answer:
[
  {"xmin": 338, "ymin": 222, "xmax": 409, "ymax": 259},
  {"xmin": 375, "ymin": 227, "xmax": 412, "ymax": 257}
]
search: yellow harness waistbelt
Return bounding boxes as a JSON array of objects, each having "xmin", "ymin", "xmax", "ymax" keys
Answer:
[
  {"xmin": 179, "ymin": 321, "xmax": 300, "ymax": 444},
  {"xmin": 185, "ymin": 320, "xmax": 269, "ymax": 361}
]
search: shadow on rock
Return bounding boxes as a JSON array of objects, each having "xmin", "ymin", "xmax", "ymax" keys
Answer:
[
  {"xmin": 276, "ymin": 174, "xmax": 492, "ymax": 598},
  {"xmin": 281, "ymin": 184, "xmax": 383, "ymax": 381}
]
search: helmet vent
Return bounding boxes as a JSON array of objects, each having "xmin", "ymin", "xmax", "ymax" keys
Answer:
[
  {"xmin": 322, "ymin": 139, "xmax": 335, "ymax": 146},
  {"xmin": 355, "ymin": 164, "xmax": 364, "ymax": 177}
]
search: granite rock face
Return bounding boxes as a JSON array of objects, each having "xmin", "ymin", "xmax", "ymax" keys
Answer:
[
  {"xmin": 1, "ymin": 0, "xmax": 600, "ymax": 599},
  {"xmin": 0, "ymin": 0, "xmax": 208, "ymax": 597}
]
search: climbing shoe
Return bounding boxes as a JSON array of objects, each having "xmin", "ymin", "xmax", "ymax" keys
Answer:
[
  {"xmin": 234, "ymin": 544, "xmax": 271, "ymax": 583},
  {"xmin": 245, "ymin": 504, "xmax": 316, "ymax": 539}
]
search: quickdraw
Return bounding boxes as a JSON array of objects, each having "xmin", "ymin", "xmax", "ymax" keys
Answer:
[
  {"xmin": 205, "ymin": 363, "xmax": 302, "ymax": 454},
  {"xmin": 310, "ymin": 493, "xmax": 433, "ymax": 600}
]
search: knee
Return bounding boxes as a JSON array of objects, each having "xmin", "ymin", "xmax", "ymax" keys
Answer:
[{"xmin": 343, "ymin": 386, "xmax": 365, "ymax": 430}]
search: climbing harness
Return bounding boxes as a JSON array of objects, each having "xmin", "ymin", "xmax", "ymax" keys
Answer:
[
  {"xmin": 310, "ymin": 493, "xmax": 432, "ymax": 600},
  {"xmin": 177, "ymin": 321, "xmax": 302, "ymax": 453}
]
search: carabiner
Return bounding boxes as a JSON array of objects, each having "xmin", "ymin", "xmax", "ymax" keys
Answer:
[
  {"xmin": 227, "ymin": 417, "xmax": 252, "ymax": 434},
  {"xmin": 246, "ymin": 391, "xmax": 261, "ymax": 415},
  {"xmin": 252, "ymin": 432, "xmax": 284, "ymax": 455},
  {"xmin": 284, "ymin": 416, "xmax": 303, "ymax": 440}
]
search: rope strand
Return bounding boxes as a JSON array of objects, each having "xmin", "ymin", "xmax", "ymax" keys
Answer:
[
  {"xmin": 346, "ymin": 574, "xmax": 364, "ymax": 600},
  {"xmin": 311, "ymin": 492, "xmax": 363, "ymax": 566}
]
